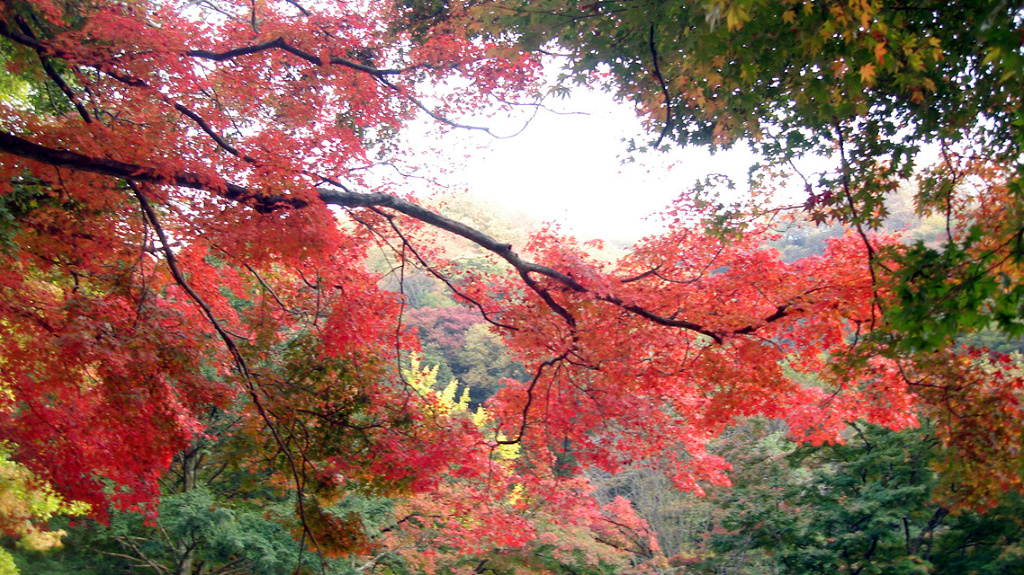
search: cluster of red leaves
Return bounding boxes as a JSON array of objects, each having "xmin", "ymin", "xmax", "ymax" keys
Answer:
[
  {"xmin": 1, "ymin": 0, "xmax": 1022, "ymax": 551},
  {"xmin": 0, "ymin": 0, "xmax": 540, "ymax": 520},
  {"xmin": 375, "ymin": 410, "xmax": 657, "ymax": 573},
  {"xmin": 462, "ymin": 204, "xmax": 1024, "ymax": 507},
  {"xmin": 464, "ymin": 218, "xmax": 868, "ymax": 494}
]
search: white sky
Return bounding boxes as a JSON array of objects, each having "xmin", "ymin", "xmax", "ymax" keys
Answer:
[{"xmin": 400, "ymin": 89, "xmax": 759, "ymax": 244}]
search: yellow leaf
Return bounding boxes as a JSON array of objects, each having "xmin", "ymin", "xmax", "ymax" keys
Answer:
[
  {"xmin": 725, "ymin": 5, "xmax": 747, "ymax": 31},
  {"xmin": 783, "ymin": 9, "xmax": 796, "ymax": 24},
  {"xmin": 0, "ymin": 549, "xmax": 17, "ymax": 575},
  {"xmin": 859, "ymin": 63, "xmax": 876, "ymax": 85},
  {"xmin": 983, "ymin": 47, "xmax": 1002, "ymax": 66}
]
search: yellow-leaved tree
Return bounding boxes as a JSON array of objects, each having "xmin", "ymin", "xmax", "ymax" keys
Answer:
[{"xmin": 0, "ymin": 445, "xmax": 89, "ymax": 574}]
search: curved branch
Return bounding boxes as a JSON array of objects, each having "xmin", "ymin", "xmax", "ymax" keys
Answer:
[
  {"xmin": 359, "ymin": 207, "xmax": 520, "ymax": 331},
  {"xmin": 648, "ymin": 23, "xmax": 673, "ymax": 149},
  {"xmin": 193, "ymin": 35, "xmax": 523, "ymax": 138},
  {"xmin": 1, "ymin": 19, "xmax": 514, "ymax": 145},
  {"xmin": 0, "ymin": 18, "xmax": 43, "ymax": 50},
  {"xmin": 172, "ymin": 103, "xmax": 255, "ymax": 162},
  {"xmin": 186, "ymin": 37, "xmax": 406, "ymax": 77},
  {"xmin": 833, "ymin": 117, "xmax": 885, "ymax": 327},
  {"xmin": 4, "ymin": 15, "xmax": 93, "ymax": 123},
  {"xmin": 375, "ymin": 76, "xmax": 524, "ymax": 138},
  {"xmin": 496, "ymin": 352, "xmax": 569, "ymax": 445},
  {"xmin": 0, "ymin": 131, "xmax": 296, "ymax": 211},
  {"xmin": 1, "ymin": 131, "xmax": 790, "ymax": 343}
]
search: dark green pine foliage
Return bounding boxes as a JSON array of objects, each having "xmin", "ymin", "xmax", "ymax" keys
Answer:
[
  {"xmin": 930, "ymin": 491, "xmax": 1024, "ymax": 575},
  {"xmin": 15, "ymin": 488, "xmax": 305, "ymax": 575},
  {"xmin": 11, "ymin": 407, "xmax": 395, "ymax": 575},
  {"xmin": 696, "ymin": 421, "xmax": 1024, "ymax": 575}
]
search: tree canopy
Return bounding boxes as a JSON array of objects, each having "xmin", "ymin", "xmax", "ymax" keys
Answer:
[
  {"xmin": 0, "ymin": 0, "xmax": 1022, "ymax": 566},
  {"xmin": 475, "ymin": 0, "xmax": 1024, "ymax": 349}
]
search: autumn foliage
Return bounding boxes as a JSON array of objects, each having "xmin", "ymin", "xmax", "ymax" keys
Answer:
[{"xmin": 0, "ymin": 0, "xmax": 1023, "ymax": 564}]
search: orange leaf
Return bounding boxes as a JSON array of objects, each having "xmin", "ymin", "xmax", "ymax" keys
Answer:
[
  {"xmin": 859, "ymin": 63, "xmax": 876, "ymax": 85},
  {"xmin": 874, "ymin": 41, "xmax": 887, "ymax": 65}
]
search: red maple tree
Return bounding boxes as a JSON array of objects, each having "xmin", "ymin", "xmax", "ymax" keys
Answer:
[{"xmin": 0, "ymin": 0, "xmax": 1020, "ymax": 541}]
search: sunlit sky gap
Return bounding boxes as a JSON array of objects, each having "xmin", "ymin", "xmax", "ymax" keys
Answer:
[{"xmin": 400, "ymin": 87, "xmax": 759, "ymax": 244}]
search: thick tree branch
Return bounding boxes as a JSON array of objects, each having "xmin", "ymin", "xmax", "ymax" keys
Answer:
[
  {"xmin": 0, "ymin": 131, "xmax": 295, "ymax": 211},
  {"xmin": 648, "ymin": 23, "xmax": 673, "ymax": 149},
  {"xmin": 186, "ymin": 37, "xmax": 405, "ymax": 77},
  {"xmin": 357, "ymin": 207, "xmax": 520, "ymax": 331},
  {"xmin": 0, "ymin": 18, "xmax": 43, "ymax": 50},
  {"xmin": 2, "ymin": 131, "xmax": 788, "ymax": 343}
]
